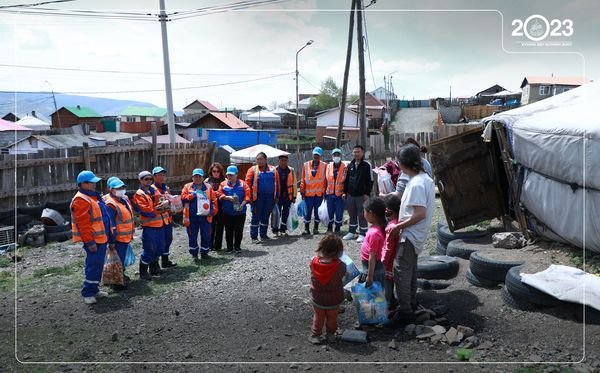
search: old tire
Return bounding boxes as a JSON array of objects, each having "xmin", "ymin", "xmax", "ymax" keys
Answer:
[
  {"xmin": 438, "ymin": 225, "xmax": 488, "ymax": 246},
  {"xmin": 469, "ymin": 250, "xmax": 524, "ymax": 283},
  {"xmin": 446, "ymin": 239, "xmax": 493, "ymax": 260},
  {"xmin": 504, "ymin": 266, "xmax": 562, "ymax": 307},
  {"xmin": 44, "ymin": 230, "xmax": 71, "ymax": 242},
  {"xmin": 417, "ymin": 279, "xmax": 452, "ymax": 290},
  {"xmin": 435, "ymin": 240, "xmax": 447, "ymax": 255},
  {"xmin": 45, "ymin": 200, "xmax": 71, "ymax": 212},
  {"xmin": 465, "ymin": 269, "xmax": 500, "ymax": 288},
  {"xmin": 1, "ymin": 214, "xmax": 32, "ymax": 226},
  {"xmin": 501, "ymin": 287, "xmax": 537, "ymax": 311},
  {"xmin": 417, "ymin": 255, "xmax": 459, "ymax": 280},
  {"xmin": 17, "ymin": 204, "xmax": 45, "ymax": 217},
  {"xmin": 44, "ymin": 223, "xmax": 70, "ymax": 233}
]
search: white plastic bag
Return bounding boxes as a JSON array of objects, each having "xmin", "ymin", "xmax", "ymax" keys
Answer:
[
  {"xmin": 318, "ymin": 202, "xmax": 330, "ymax": 226},
  {"xmin": 195, "ymin": 190, "xmax": 210, "ymax": 216},
  {"xmin": 340, "ymin": 252, "xmax": 360, "ymax": 286},
  {"xmin": 373, "ymin": 167, "xmax": 394, "ymax": 195},
  {"xmin": 287, "ymin": 203, "xmax": 299, "ymax": 232}
]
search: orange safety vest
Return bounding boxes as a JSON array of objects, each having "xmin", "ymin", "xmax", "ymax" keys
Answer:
[
  {"xmin": 182, "ymin": 182, "xmax": 216, "ymax": 226},
  {"xmin": 103, "ymin": 194, "xmax": 135, "ymax": 243},
  {"xmin": 152, "ymin": 183, "xmax": 173, "ymax": 223},
  {"xmin": 134, "ymin": 189, "xmax": 170, "ymax": 228},
  {"xmin": 301, "ymin": 161, "xmax": 326, "ymax": 197},
  {"xmin": 326, "ymin": 162, "xmax": 347, "ymax": 196},
  {"xmin": 70, "ymin": 191, "xmax": 108, "ymax": 244},
  {"xmin": 277, "ymin": 166, "xmax": 297, "ymax": 201},
  {"xmin": 250, "ymin": 165, "xmax": 278, "ymax": 202}
]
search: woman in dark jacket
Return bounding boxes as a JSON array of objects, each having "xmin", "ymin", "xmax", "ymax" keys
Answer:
[{"xmin": 206, "ymin": 162, "xmax": 225, "ymax": 251}]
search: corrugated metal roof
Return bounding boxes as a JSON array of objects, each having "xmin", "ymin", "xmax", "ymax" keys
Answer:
[
  {"xmin": 120, "ymin": 106, "xmax": 167, "ymax": 117},
  {"xmin": 0, "ymin": 118, "xmax": 32, "ymax": 131},
  {"xmin": 183, "ymin": 99, "xmax": 218, "ymax": 111},
  {"xmin": 521, "ymin": 76, "xmax": 591, "ymax": 88},
  {"xmin": 64, "ymin": 106, "xmax": 102, "ymax": 118},
  {"xmin": 35, "ymin": 134, "xmax": 104, "ymax": 148},
  {"xmin": 140, "ymin": 134, "xmax": 190, "ymax": 144},
  {"xmin": 194, "ymin": 112, "xmax": 249, "ymax": 129}
]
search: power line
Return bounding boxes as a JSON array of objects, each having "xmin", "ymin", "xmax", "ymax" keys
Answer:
[
  {"xmin": 298, "ymin": 74, "xmax": 320, "ymax": 92},
  {"xmin": 362, "ymin": 5, "xmax": 377, "ymax": 90},
  {"xmin": 169, "ymin": 0, "xmax": 291, "ymax": 20},
  {"xmin": 0, "ymin": 0, "xmax": 74, "ymax": 9},
  {"xmin": 54, "ymin": 72, "xmax": 293, "ymax": 94},
  {"xmin": 0, "ymin": 63, "xmax": 288, "ymax": 77}
]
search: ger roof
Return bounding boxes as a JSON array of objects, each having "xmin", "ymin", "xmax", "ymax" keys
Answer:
[
  {"xmin": 120, "ymin": 106, "xmax": 167, "ymax": 117},
  {"xmin": 62, "ymin": 106, "xmax": 101, "ymax": 118}
]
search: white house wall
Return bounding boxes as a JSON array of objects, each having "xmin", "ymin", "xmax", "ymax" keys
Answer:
[{"xmin": 316, "ymin": 110, "xmax": 359, "ymax": 128}]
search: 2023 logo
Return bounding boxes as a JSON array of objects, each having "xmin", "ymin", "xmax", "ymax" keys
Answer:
[{"xmin": 512, "ymin": 15, "xmax": 573, "ymax": 41}]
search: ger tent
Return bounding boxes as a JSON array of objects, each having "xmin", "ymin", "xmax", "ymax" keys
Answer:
[
  {"xmin": 246, "ymin": 111, "xmax": 282, "ymax": 123},
  {"xmin": 16, "ymin": 116, "xmax": 51, "ymax": 131},
  {"xmin": 230, "ymin": 144, "xmax": 289, "ymax": 163},
  {"xmin": 482, "ymin": 81, "xmax": 599, "ymax": 252}
]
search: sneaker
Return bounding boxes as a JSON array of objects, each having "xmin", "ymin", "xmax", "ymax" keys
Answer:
[
  {"xmin": 342, "ymin": 233, "xmax": 357, "ymax": 240},
  {"xmin": 260, "ymin": 235, "xmax": 272, "ymax": 241},
  {"xmin": 83, "ymin": 296, "xmax": 97, "ymax": 305},
  {"xmin": 308, "ymin": 335, "xmax": 322, "ymax": 345},
  {"xmin": 326, "ymin": 334, "xmax": 337, "ymax": 343},
  {"xmin": 281, "ymin": 232, "xmax": 289, "ymax": 236},
  {"xmin": 95, "ymin": 290, "xmax": 108, "ymax": 298},
  {"xmin": 272, "ymin": 232, "xmax": 280, "ymax": 237},
  {"xmin": 251, "ymin": 238, "xmax": 260, "ymax": 244},
  {"xmin": 356, "ymin": 235, "xmax": 365, "ymax": 243}
]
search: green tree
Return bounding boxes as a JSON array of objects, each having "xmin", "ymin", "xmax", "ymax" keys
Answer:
[{"xmin": 308, "ymin": 77, "xmax": 341, "ymax": 111}]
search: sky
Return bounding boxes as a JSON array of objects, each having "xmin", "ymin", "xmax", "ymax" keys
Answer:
[{"xmin": 1, "ymin": 0, "xmax": 599, "ymax": 110}]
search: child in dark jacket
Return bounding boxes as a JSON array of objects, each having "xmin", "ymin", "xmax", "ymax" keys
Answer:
[{"xmin": 309, "ymin": 234, "xmax": 347, "ymax": 345}]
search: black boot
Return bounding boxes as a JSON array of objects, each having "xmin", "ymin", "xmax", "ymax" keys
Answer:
[
  {"xmin": 302, "ymin": 223, "xmax": 311, "ymax": 235},
  {"xmin": 149, "ymin": 261, "xmax": 164, "ymax": 276},
  {"xmin": 334, "ymin": 226, "xmax": 341, "ymax": 234},
  {"xmin": 161, "ymin": 255, "xmax": 177, "ymax": 268},
  {"xmin": 139, "ymin": 263, "xmax": 152, "ymax": 281},
  {"xmin": 327, "ymin": 223, "xmax": 333, "ymax": 233},
  {"xmin": 313, "ymin": 222, "xmax": 319, "ymax": 235}
]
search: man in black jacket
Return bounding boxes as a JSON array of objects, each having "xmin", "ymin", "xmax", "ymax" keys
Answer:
[{"xmin": 342, "ymin": 144, "xmax": 373, "ymax": 242}]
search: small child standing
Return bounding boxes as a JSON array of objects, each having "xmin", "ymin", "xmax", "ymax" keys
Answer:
[
  {"xmin": 309, "ymin": 234, "xmax": 347, "ymax": 345},
  {"xmin": 360, "ymin": 197, "xmax": 387, "ymax": 288},
  {"xmin": 382, "ymin": 194, "xmax": 402, "ymax": 312}
]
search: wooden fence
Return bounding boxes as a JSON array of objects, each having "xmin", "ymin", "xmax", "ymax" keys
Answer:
[
  {"xmin": 462, "ymin": 105, "xmax": 508, "ymax": 120},
  {"xmin": 1, "ymin": 142, "xmax": 215, "ymax": 211}
]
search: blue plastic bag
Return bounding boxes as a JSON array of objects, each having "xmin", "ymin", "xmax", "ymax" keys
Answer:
[
  {"xmin": 351, "ymin": 281, "xmax": 389, "ymax": 325},
  {"xmin": 296, "ymin": 200, "xmax": 306, "ymax": 220},
  {"xmin": 124, "ymin": 244, "xmax": 136, "ymax": 267},
  {"xmin": 340, "ymin": 253, "xmax": 360, "ymax": 286}
]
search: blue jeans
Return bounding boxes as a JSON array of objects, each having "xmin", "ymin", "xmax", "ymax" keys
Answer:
[
  {"xmin": 251, "ymin": 194, "xmax": 275, "ymax": 239},
  {"xmin": 326, "ymin": 194, "xmax": 345, "ymax": 229},
  {"xmin": 82, "ymin": 242, "xmax": 107, "ymax": 298},
  {"xmin": 304, "ymin": 196, "xmax": 323, "ymax": 225}
]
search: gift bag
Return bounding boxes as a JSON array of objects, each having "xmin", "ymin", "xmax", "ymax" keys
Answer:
[
  {"xmin": 124, "ymin": 243, "xmax": 136, "ymax": 267},
  {"xmin": 318, "ymin": 202, "xmax": 330, "ymax": 226},
  {"xmin": 296, "ymin": 200, "xmax": 307, "ymax": 221},
  {"xmin": 196, "ymin": 190, "xmax": 210, "ymax": 216},
  {"xmin": 340, "ymin": 252, "xmax": 361, "ymax": 286},
  {"xmin": 287, "ymin": 203, "xmax": 299, "ymax": 232},
  {"xmin": 168, "ymin": 195, "xmax": 183, "ymax": 214},
  {"xmin": 351, "ymin": 281, "xmax": 388, "ymax": 325},
  {"xmin": 102, "ymin": 247, "xmax": 124, "ymax": 286},
  {"xmin": 270, "ymin": 205, "xmax": 280, "ymax": 231}
]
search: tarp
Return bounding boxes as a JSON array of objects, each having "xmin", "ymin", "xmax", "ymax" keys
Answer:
[
  {"xmin": 521, "ymin": 265, "xmax": 600, "ymax": 311},
  {"xmin": 483, "ymin": 81, "xmax": 600, "ymax": 252},
  {"xmin": 246, "ymin": 111, "xmax": 281, "ymax": 123},
  {"xmin": 230, "ymin": 144, "xmax": 289, "ymax": 163}
]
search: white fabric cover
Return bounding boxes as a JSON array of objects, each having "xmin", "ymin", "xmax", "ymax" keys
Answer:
[
  {"xmin": 246, "ymin": 111, "xmax": 282, "ymax": 122},
  {"xmin": 521, "ymin": 264, "xmax": 600, "ymax": 311},
  {"xmin": 230, "ymin": 144, "xmax": 289, "ymax": 163}
]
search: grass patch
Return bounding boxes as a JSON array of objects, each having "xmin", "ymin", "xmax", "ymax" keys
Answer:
[
  {"xmin": 0, "ymin": 255, "xmax": 11, "ymax": 268},
  {"xmin": 0, "ymin": 270, "xmax": 14, "ymax": 292},
  {"xmin": 568, "ymin": 248, "xmax": 600, "ymax": 275},
  {"xmin": 33, "ymin": 262, "xmax": 83, "ymax": 278}
]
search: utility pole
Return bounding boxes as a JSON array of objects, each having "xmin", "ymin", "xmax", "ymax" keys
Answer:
[
  {"xmin": 356, "ymin": 0, "xmax": 368, "ymax": 150},
  {"xmin": 336, "ymin": 0, "xmax": 357, "ymax": 148},
  {"xmin": 159, "ymin": 0, "xmax": 176, "ymax": 144},
  {"xmin": 45, "ymin": 80, "xmax": 61, "ymax": 128}
]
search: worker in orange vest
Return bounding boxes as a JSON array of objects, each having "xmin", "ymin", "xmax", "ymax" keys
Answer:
[
  {"xmin": 245, "ymin": 152, "xmax": 280, "ymax": 243},
  {"xmin": 103, "ymin": 176, "xmax": 135, "ymax": 291},
  {"xmin": 151, "ymin": 166, "xmax": 177, "ymax": 269},
  {"xmin": 325, "ymin": 148, "xmax": 347, "ymax": 234},
  {"xmin": 273, "ymin": 154, "xmax": 297, "ymax": 236},
  {"xmin": 70, "ymin": 170, "xmax": 115, "ymax": 304},
  {"xmin": 181, "ymin": 168, "xmax": 218, "ymax": 263},
  {"xmin": 132, "ymin": 170, "xmax": 170, "ymax": 280},
  {"xmin": 300, "ymin": 147, "xmax": 327, "ymax": 235}
]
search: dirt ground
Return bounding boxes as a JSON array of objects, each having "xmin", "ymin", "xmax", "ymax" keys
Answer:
[{"xmin": 1, "ymin": 198, "xmax": 599, "ymax": 373}]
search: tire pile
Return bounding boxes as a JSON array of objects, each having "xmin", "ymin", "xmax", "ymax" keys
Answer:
[{"xmin": 0, "ymin": 200, "xmax": 73, "ymax": 244}]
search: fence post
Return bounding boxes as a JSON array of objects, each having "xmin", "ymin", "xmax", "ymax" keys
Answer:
[
  {"xmin": 151, "ymin": 122, "xmax": 158, "ymax": 168},
  {"xmin": 82, "ymin": 142, "xmax": 91, "ymax": 170}
]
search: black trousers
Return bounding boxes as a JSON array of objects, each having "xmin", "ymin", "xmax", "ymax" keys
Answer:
[
  {"xmin": 211, "ymin": 210, "xmax": 225, "ymax": 250},
  {"xmin": 224, "ymin": 214, "xmax": 246, "ymax": 250}
]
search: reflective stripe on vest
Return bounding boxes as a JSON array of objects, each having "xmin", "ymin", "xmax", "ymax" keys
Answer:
[
  {"xmin": 135, "ymin": 190, "xmax": 167, "ymax": 228},
  {"xmin": 326, "ymin": 162, "xmax": 346, "ymax": 196},
  {"xmin": 284, "ymin": 167, "xmax": 297, "ymax": 201},
  {"xmin": 103, "ymin": 194, "xmax": 135, "ymax": 242},
  {"xmin": 303, "ymin": 161, "xmax": 326, "ymax": 197},
  {"xmin": 70, "ymin": 192, "xmax": 108, "ymax": 244},
  {"xmin": 251, "ymin": 165, "xmax": 277, "ymax": 201}
]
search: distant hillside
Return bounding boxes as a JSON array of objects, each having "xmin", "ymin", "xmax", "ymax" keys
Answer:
[{"xmin": 0, "ymin": 91, "xmax": 166, "ymax": 118}]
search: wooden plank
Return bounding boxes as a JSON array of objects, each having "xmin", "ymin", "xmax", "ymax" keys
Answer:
[{"xmin": 0, "ymin": 156, "xmax": 84, "ymax": 170}]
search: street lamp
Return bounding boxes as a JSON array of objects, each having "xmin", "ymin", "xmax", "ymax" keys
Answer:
[{"xmin": 295, "ymin": 39, "xmax": 314, "ymax": 161}]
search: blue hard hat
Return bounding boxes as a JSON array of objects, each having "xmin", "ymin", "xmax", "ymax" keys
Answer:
[
  {"xmin": 107, "ymin": 177, "xmax": 126, "ymax": 189},
  {"xmin": 331, "ymin": 148, "xmax": 342, "ymax": 155},
  {"xmin": 77, "ymin": 170, "xmax": 101, "ymax": 185},
  {"xmin": 312, "ymin": 147, "xmax": 323, "ymax": 156},
  {"xmin": 226, "ymin": 165, "xmax": 238, "ymax": 175},
  {"xmin": 152, "ymin": 166, "xmax": 166, "ymax": 175},
  {"xmin": 192, "ymin": 168, "xmax": 204, "ymax": 177}
]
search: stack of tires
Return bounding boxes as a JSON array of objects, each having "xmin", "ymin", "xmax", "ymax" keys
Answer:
[
  {"xmin": 41, "ymin": 200, "xmax": 72, "ymax": 243},
  {"xmin": 466, "ymin": 249, "xmax": 524, "ymax": 288},
  {"xmin": 435, "ymin": 220, "xmax": 489, "ymax": 255}
]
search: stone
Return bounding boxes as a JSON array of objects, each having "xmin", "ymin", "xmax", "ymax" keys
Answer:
[
  {"xmin": 184, "ymin": 351, "xmax": 193, "ymax": 359},
  {"xmin": 111, "ymin": 333, "xmax": 118, "ymax": 342},
  {"xmin": 415, "ymin": 312, "xmax": 430, "ymax": 324},
  {"xmin": 445, "ymin": 327, "xmax": 458, "ymax": 345},
  {"xmin": 388, "ymin": 339, "xmax": 398, "ymax": 350},
  {"xmin": 432, "ymin": 325, "xmax": 446, "ymax": 335},
  {"xmin": 476, "ymin": 341, "xmax": 494, "ymax": 350},
  {"xmin": 416, "ymin": 332, "xmax": 437, "ymax": 340},
  {"xmin": 423, "ymin": 320, "xmax": 437, "ymax": 327},
  {"xmin": 492, "ymin": 232, "xmax": 527, "ymax": 249},
  {"xmin": 529, "ymin": 354, "xmax": 542, "ymax": 362},
  {"xmin": 430, "ymin": 334, "xmax": 443, "ymax": 344},
  {"xmin": 456, "ymin": 325, "xmax": 474, "ymax": 338},
  {"xmin": 457, "ymin": 332, "xmax": 464, "ymax": 343},
  {"xmin": 435, "ymin": 317, "xmax": 449, "ymax": 325},
  {"xmin": 415, "ymin": 325, "xmax": 434, "ymax": 336},
  {"xmin": 404, "ymin": 324, "xmax": 417, "ymax": 336},
  {"xmin": 174, "ymin": 310, "xmax": 180, "ymax": 316},
  {"xmin": 463, "ymin": 336, "xmax": 480, "ymax": 349}
]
